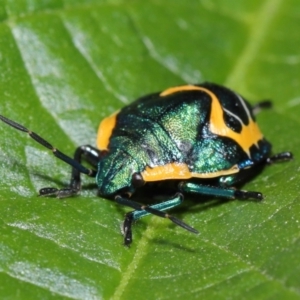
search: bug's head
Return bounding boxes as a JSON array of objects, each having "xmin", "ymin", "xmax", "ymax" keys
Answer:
[{"xmin": 96, "ymin": 150, "xmax": 144, "ymax": 197}]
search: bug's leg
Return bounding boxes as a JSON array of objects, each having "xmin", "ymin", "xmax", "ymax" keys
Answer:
[
  {"xmin": 122, "ymin": 213, "xmax": 134, "ymax": 246},
  {"xmin": 40, "ymin": 145, "xmax": 102, "ymax": 198},
  {"xmin": 122, "ymin": 193, "xmax": 188, "ymax": 246},
  {"xmin": 179, "ymin": 182, "xmax": 263, "ymax": 201},
  {"xmin": 116, "ymin": 194, "xmax": 198, "ymax": 246},
  {"xmin": 68, "ymin": 145, "xmax": 101, "ymax": 191},
  {"xmin": 252, "ymin": 100, "xmax": 272, "ymax": 115},
  {"xmin": 221, "ymin": 152, "xmax": 293, "ymax": 188},
  {"xmin": 266, "ymin": 152, "xmax": 293, "ymax": 164}
]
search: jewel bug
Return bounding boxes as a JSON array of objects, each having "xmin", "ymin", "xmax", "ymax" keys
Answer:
[{"xmin": 0, "ymin": 82, "xmax": 293, "ymax": 246}]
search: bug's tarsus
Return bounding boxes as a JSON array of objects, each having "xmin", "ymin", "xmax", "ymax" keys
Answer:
[
  {"xmin": 39, "ymin": 187, "xmax": 60, "ymax": 197},
  {"xmin": 234, "ymin": 190, "xmax": 263, "ymax": 201},
  {"xmin": 252, "ymin": 100, "xmax": 272, "ymax": 114},
  {"xmin": 123, "ymin": 213, "xmax": 134, "ymax": 246},
  {"xmin": 266, "ymin": 152, "xmax": 293, "ymax": 164},
  {"xmin": 39, "ymin": 187, "xmax": 79, "ymax": 198}
]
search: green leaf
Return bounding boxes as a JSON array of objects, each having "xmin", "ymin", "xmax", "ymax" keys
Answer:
[{"xmin": 0, "ymin": 1, "xmax": 300, "ymax": 299}]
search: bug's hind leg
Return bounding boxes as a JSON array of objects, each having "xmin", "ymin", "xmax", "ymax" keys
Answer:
[
  {"xmin": 116, "ymin": 193, "xmax": 198, "ymax": 246},
  {"xmin": 179, "ymin": 182, "xmax": 263, "ymax": 201},
  {"xmin": 40, "ymin": 145, "xmax": 101, "ymax": 198}
]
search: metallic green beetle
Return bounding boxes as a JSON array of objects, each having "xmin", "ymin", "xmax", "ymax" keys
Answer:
[{"xmin": 0, "ymin": 83, "xmax": 292, "ymax": 245}]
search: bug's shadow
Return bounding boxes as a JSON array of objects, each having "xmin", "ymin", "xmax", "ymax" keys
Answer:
[{"xmin": 32, "ymin": 173, "xmax": 67, "ymax": 188}]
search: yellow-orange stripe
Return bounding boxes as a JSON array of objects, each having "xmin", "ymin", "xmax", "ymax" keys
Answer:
[
  {"xmin": 96, "ymin": 110, "xmax": 119, "ymax": 150},
  {"xmin": 141, "ymin": 162, "xmax": 240, "ymax": 182},
  {"xmin": 160, "ymin": 85, "xmax": 263, "ymax": 157}
]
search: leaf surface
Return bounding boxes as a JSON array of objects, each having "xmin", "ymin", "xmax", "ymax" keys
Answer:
[{"xmin": 0, "ymin": 1, "xmax": 299, "ymax": 299}]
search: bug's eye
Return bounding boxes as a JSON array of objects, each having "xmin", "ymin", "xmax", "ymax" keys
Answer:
[{"xmin": 131, "ymin": 172, "xmax": 145, "ymax": 188}]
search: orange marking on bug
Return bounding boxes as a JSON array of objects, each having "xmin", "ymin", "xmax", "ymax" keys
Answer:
[
  {"xmin": 141, "ymin": 162, "xmax": 240, "ymax": 182},
  {"xmin": 160, "ymin": 85, "xmax": 263, "ymax": 157},
  {"xmin": 97, "ymin": 110, "xmax": 119, "ymax": 150},
  {"xmin": 142, "ymin": 163, "xmax": 191, "ymax": 181},
  {"xmin": 207, "ymin": 90, "xmax": 263, "ymax": 157},
  {"xmin": 160, "ymin": 85, "xmax": 202, "ymax": 97}
]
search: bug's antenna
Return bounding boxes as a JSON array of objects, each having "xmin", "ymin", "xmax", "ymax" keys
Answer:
[{"xmin": 0, "ymin": 115, "xmax": 96, "ymax": 177}]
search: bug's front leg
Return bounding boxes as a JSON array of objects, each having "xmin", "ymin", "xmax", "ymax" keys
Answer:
[
  {"xmin": 116, "ymin": 193, "xmax": 198, "ymax": 246},
  {"xmin": 39, "ymin": 145, "xmax": 101, "ymax": 198}
]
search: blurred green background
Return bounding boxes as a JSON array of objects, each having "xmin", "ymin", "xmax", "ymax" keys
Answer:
[{"xmin": 0, "ymin": 1, "xmax": 299, "ymax": 299}]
